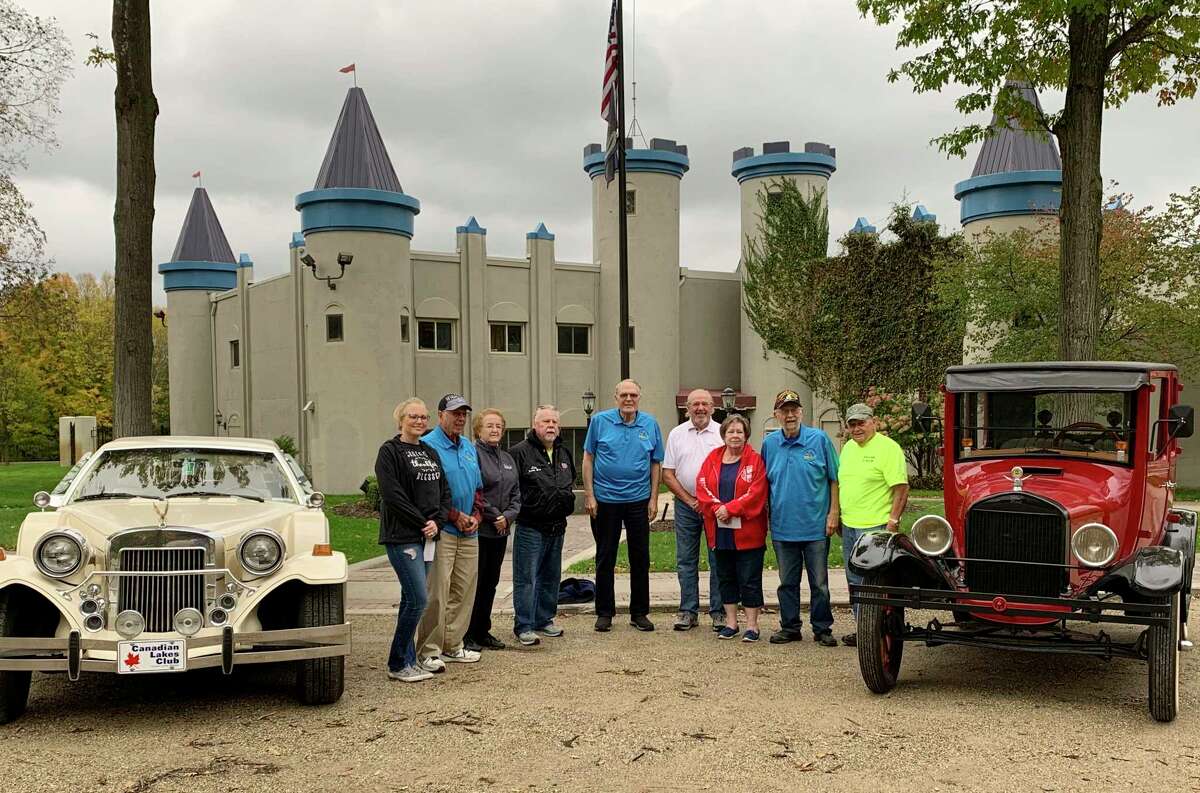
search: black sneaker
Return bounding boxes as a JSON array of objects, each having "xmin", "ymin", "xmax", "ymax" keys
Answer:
[
  {"xmin": 594, "ymin": 616, "xmax": 613, "ymax": 632},
  {"xmin": 769, "ymin": 629, "xmax": 802, "ymax": 644},
  {"xmin": 463, "ymin": 636, "xmax": 483, "ymax": 652},
  {"xmin": 480, "ymin": 633, "xmax": 506, "ymax": 650},
  {"xmin": 815, "ymin": 632, "xmax": 838, "ymax": 647},
  {"xmin": 841, "ymin": 633, "xmax": 857, "ymax": 647},
  {"xmin": 630, "ymin": 615, "xmax": 655, "ymax": 632}
]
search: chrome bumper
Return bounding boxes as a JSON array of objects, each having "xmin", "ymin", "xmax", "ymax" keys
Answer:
[{"xmin": 0, "ymin": 623, "xmax": 351, "ymax": 679}]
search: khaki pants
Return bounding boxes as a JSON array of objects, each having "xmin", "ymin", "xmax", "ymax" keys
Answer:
[{"xmin": 416, "ymin": 532, "xmax": 479, "ymax": 659}]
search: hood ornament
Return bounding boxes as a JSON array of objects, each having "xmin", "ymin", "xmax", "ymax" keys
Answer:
[
  {"xmin": 1004, "ymin": 466, "xmax": 1032, "ymax": 492},
  {"xmin": 152, "ymin": 499, "xmax": 169, "ymax": 528}
]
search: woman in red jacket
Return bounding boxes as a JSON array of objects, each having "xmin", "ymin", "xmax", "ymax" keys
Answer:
[{"xmin": 695, "ymin": 414, "xmax": 769, "ymax": 641}]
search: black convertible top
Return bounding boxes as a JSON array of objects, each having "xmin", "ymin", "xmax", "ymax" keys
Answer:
[{"xmin": 945, "ymin": 361, "xmax": 1177, "ymax": 393}]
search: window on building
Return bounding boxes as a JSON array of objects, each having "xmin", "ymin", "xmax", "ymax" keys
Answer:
[
  {"xmin": 560, "ymin": 427, "xmax": 586, "ymax": 485},
  {"xmin": 229, "ymin": 340, "xmax": 240, "ymax": 368},
  {"xmin": 557, "ymin": 324, "xmax": 590, "ymax": 355},
  {"xmin": 625, "ymin": 189, "xmax": 636, "ymax": 215},
  {"xmin": 489, "ymin": 322, "xmax": 524, "ymax": 353},
  {"xmin": 417, "ymin": 320, "xmax": 453, "ymax": 351},
  {"xmin": 400, "ymin": 313, "xmax": 410, "ymax": 343},
  {"xmin": 502, "ymin": 428, "xmax": 527, "ymax": 449},
  {"xmin": 326, "ymin": 313, "xmax": 344, "ymax": 342},
  {"xmin": 766, "ymin": 190, "xmax": 783, "ymax": 212}
]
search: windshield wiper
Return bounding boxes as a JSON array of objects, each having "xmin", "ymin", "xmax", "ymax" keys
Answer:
[
  {"xmin": 168, "ymin": 491, "xmax": 265, "ymax": 502},
  {"xmin": 74, "ymin": 492, "xmax": 161, "ymax": 502}
]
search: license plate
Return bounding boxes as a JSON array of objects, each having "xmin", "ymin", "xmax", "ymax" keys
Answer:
[{"xmin": 117, "ymin": 639, "xmax": 187, "ymax": 674}]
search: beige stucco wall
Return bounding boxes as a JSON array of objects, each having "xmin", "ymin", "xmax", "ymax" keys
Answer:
[
  {"xmin": 591, "ymin": 170, "xmax": 681, "ymax": 441},
  {"xmin": 212, "ymin": 292, "xmax": 245, "ymax": 437},
  {"xmin": 299, "ymin": 229, "xmax": 413, "ymax": 493},
  {"xmin": 166, "ymin": 289, "xmax": 217, "ymax": 436},
  {"xmin": 246, "ymin": 273, "xmax": 298, "ymax": 444},
  {"xmin": 679, "ymin": 270, "xmax": 741, "ymax": 395},
  {"xmin": 738, "ymin": 172, "xmax": 831, "ymax": 421}
]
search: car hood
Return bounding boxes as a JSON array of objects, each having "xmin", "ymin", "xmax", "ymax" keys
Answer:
[
  {"xmin": 952, "ymin": 459, "xmax": 1133, "ymax": 526},
  {"xmin": 56, "ymin": 499, "xmax": 303, "ymax": 539}
]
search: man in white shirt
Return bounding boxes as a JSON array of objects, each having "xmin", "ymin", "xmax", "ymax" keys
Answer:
[{"xmin": 663, "ymin": 389, "xmax": 726, "ymax": 631}]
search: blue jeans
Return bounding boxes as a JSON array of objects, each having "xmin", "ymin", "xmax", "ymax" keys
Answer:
[
  {"xmin": 674, "ymin": 500, "xmax": 722, "ymax": 617},
  {"xmin": 512, "ymin": 524, "xmax": 564, "ymax": 635},
  {"xmin": 385, "ymin": 542, "xmax": 430, "ymax": 672},
  {"xmin": 773, "ymin": 538, "xmax": 833, "ymax": 636},
  {"xmin": 841, "ymin": 524, "xmax": 884, "ymax": 619}
]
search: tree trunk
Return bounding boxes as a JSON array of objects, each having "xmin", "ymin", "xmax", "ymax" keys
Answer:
[
  {"xmin": 111, "ymin": 0, "xmax": 157, "ymax": 438},
  {"xmin": 1053, "ymin": 8, "xmax": 1107, "ymax": 363}
]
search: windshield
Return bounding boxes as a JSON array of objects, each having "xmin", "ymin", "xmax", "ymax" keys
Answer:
[
  {"xmin": 956, "ymin": 390, "xmax": 1136, "ymax": 465},
  {"xmin": 71, "ymin": 448, "xmax": 298, "ymax": 503}
]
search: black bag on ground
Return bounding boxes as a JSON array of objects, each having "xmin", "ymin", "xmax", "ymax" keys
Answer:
[{"xmin": 558, "ymin": 577, "xmax": 596, "ymax": 604}]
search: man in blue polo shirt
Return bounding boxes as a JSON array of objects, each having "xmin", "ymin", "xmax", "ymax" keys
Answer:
[
  {"xmin": 583, "ymin": 379, "xmax": 664, "ymax": 633},
  {"xmin": 761, "ymin": 389, "xmax": 840, "ymax": 647}
]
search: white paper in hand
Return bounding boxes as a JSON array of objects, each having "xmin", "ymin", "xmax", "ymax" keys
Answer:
[
  {"xmin": 423, "ymin": 537, "xmax": 436, "ymax": 562},
  {"xmin": 717, "ymin": 515, "xmax": 742, "ymax": 530}
]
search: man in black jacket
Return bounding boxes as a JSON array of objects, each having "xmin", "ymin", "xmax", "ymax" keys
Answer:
[{"xmin": 509, "ymin": 405, "xmax": 577, "ymax": 645}]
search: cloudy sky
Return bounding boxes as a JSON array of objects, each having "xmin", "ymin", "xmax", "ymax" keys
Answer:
[{"xmin": 20, "ymin": 0, "xmax": 1200, "ymax": 302}]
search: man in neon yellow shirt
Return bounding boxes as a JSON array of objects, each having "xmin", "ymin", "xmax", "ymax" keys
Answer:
[{"xmin": 837, "ymin": 402, "xmax": 909, "ymax": 647}]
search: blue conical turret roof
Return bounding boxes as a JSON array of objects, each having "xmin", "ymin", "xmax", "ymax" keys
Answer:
[
  {"xmin": 171, "ymin": 187, "xmax": 235, "ymax": 263},
  {"xmin": 313, "ymin": 87, "xmax": 402, "ymax": 192},
  {"xmin": 971, "ymin": 80, "xmax": 1062, "ymax": 177}
]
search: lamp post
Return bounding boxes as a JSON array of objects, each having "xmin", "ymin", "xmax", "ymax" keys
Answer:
[
  {"xmin": 582, "ymin": 389, "xmax": 596, "ymax": 428},
  {"xmin": 721, "ymin": 386, "xmax": 737, "ymax": 416}
]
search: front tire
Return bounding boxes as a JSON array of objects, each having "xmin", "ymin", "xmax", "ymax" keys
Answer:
[
  {"xmin": 295, "ymin": 584, "xmax": 345, "ymax": 706},
  {"xmin": 0, "ymin": 591, "xmax": 32, "ymax": 724},
  {"xmin": 1148, "ymin": 591, "xmax": 1180, "ymax": 723},
  {"xmin": 857, "ymin": 573, "xmax": 905, "ymax": 694}
]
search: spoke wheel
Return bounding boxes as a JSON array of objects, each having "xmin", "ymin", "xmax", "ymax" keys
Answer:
[
  {"xmin": 1147, "ymin": 591, "xmax": 1180, "ymax": 723},
  {"xmin": 857, "ymin": 573, "xmax": 905, "ymax": 694}
]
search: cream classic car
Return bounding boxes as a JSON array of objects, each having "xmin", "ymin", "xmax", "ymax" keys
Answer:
[{"xmin": 0, "ymin": 437, "xmax": 350, "ymax": 723}]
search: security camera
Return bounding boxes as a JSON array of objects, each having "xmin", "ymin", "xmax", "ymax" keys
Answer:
[
  {"xmin": 337, "ymin": 252, "xmax": 353, "ymax": 267},
  {"xmin": 300, "ymin": 253, "xmax": 316, "ymax": 268}
]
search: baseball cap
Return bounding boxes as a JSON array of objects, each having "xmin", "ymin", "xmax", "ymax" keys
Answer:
[
  {"xmin": 438, "ymin": 393, "xmax": 471, "ymax": 412},
  {"xmin": 845, "ymin": 403, "xmax": 874, "ymax": 422},
  {"xmin": 774, "ymin": 389, "xmax": 802, "ymax": 410}
]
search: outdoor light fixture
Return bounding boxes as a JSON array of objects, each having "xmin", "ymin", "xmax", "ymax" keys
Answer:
[
  {"xmin": 215, "ymin": 409, "xmax": 229, "ymax": 433},
  {"xmin": 299, "ymin": 249, "xmax": 353, "ymax": 290},
  {"xmin": 582, "ymin": 390, "xmax": 596, "ymax": 426},
  {"xmin": 721, "ymin": 386, "xmax": 737, "ymax": 413}
]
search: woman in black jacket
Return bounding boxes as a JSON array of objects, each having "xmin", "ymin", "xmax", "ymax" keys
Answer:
[
  {"xmin": 465, "ymin": 409, "xmax": 521, "ymax": 652},
  {"xmin": 376, "ymin": 397, "xmax": 452, "ymax": 682}
]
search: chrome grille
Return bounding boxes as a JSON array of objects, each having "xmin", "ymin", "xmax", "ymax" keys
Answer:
[
  {"xmin": 965, "ymin": 495, "xmax": 1066, "ymax": 598},
  {"xmin": 117, "ymin": 547, "xmax": 206, "ymax": 632}
]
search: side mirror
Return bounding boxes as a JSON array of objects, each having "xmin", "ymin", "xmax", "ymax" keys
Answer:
[
  {"xmin": 1169, "ymin": 404, "xmax": 1194, "ymax": 439},
  {"xmin": 912, "ymin": 402, "xmax": 935, "ymax": 434}
]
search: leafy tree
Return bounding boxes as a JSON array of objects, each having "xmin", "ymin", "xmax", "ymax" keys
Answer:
[
  {"xmin": 0, "ymin": 0, "xmax": 71, "ymax": 300},
  {"xmin": 857, "ymin": 0, "xmax": 1200, "ymax": 363},
  {"xmin": 743, "ymin": 186, "xmax": 967, "ymax": 417},
  {"xmin": 939, "ymin": 186, "xmax": 1200, "ymax": 374}
]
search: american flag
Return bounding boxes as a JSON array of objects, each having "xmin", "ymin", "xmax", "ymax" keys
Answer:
[{"xmin": 601, "ymin": 0, "xmax": 620, "ymax": 184}]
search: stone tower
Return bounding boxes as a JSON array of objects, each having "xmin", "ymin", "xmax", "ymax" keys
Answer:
[
  {"xmin": 293, "ymin": 86, "xmax": 420, "ymax": 491},
  {"xmin": 732, "ymin": 141, "xmax": 836, "ymax": 424},
  {"xmin": 158, "ymin": 187, "xmax": 238, "ymax": 435},
  {"xmin": 584, "ymin": 138, "xmax": 689, "ymax": 439}
]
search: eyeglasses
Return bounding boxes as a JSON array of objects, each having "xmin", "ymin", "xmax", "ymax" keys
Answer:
[
  {"xmin": 405, "ymin": 414, "xmax": 430, "ymax": 421},
  {"xmin": 846, "ymin": 419, "xmax": 867, "ymax": 428}
]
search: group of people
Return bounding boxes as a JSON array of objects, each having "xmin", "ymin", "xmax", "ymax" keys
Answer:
[{"xmin": 375, "ymin": 378, "xmax": 909, "ymax": 682}]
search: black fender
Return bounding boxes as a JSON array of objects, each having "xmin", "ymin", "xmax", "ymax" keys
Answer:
[
  {"xmin": 1097, "ymin": 546, "xmax": 1186, "ymax": 598},
  {"xmin": 1165, "ymin": 508, "xmax": 1196, "ymax": 621},
  {"xmin": 846, "ymin": 530, "xmax": 952, "ymax": 589}
]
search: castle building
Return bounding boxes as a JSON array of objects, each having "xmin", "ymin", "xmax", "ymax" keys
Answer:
[{"xmin": 162, "ymin": 84, "xmax": 1073, "ymax": 493}]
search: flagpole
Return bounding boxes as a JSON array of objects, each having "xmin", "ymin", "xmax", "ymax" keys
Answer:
[{"xmin": 614, "ymin": 0, "xmax": 631, "ymax": 380}]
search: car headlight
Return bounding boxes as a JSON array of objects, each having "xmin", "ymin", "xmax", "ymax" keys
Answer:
[
  {"xmin": 34, "ymin": 530, "xmax": 87, "ymax": 578},
  {"xmin": 911, "ymin": 514, "xmax": 954, "ymax": 556},
  {"xmin": 1071, "ymin": 522, "xmax": 1118, "ymax": 567},
  {"xmin": 238, "ymin": 529, "xmax": 284, "ymax": 576}
]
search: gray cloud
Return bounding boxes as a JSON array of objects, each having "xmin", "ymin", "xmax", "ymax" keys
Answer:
[{"xmin": 19, "ymin": 0, "xmax": 1200, "ymax": 302}]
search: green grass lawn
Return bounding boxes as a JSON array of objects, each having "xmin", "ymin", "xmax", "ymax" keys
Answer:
[
  {"xmin": 0, "ymin": 461, "xmax": 381, "ymax": 563},
  {"xmin": 566, "ymin": 498, "xmax": 947, "ymax": 574}
]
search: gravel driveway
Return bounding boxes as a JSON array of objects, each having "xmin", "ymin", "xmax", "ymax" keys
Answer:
[{"xmin": 4, "ymin": 609, "xmax": 1198, "ymax": 792}]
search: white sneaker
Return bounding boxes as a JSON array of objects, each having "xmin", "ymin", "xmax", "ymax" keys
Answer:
[
  {"xmin": 538, "ymin": 623, "xmax": 564, "ymax": 638},
  {"xmin": 388, "ymin": 665, "xmax": 433, "ymax": 682},
  {"xmin": 443, "ymin": 647, "xmax": 481, "ymax": 663},
  {"xmin": 418, "ymin": 655, "xmax": 446, "ymax": 673}
]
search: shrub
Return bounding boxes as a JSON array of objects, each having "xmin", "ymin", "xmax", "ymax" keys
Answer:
[
  {"xmin": 361, "ymin": 475, "xmax": 380, "ymax": 512},
  {"xmin": 274, "ymin": 434, "xmax": 299, "ymax": 457}
]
